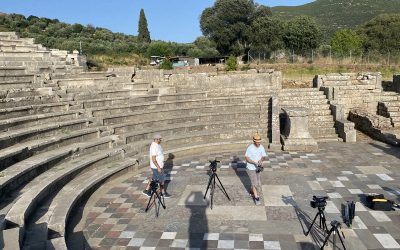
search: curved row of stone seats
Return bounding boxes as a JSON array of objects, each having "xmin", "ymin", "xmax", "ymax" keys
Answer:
[
  {"xmin": 279, "ymin": 88, "xmax": 339, "ymax": 141},
  {"xmin": 1, "ymin": 144, "xmax": 136, "ymax": 249},
  {"xmin": 91, "ymin": 96, "xmax": 255, "ymax": 118},
  {"xmin": 0, "ymin": 32, "xmax": 19, "ymax": 40},
  {"xmin": 0, "ymin": 135, "xmax": 115, "ymax": 199},
  {"xmin": 0, "ymin": 101, "xmax": 70, "ymax": 120},
  {"xmin": 0, "ymin": 109, "xmax": 82, "ymax": 132},
  {"xmin": 0, "ymin": 118, "xmax": 90, "ymax": 152},
  {"xmin": 0, "ymin": 127, "xmax": 100, "ymax": 171},
  {"xmin": 4, "ymin": 145, "xmax": 129, "ymax": 248},
  {"xmin": 0, "ymin": 44, "xmax": 47, "ymax": 52},
  {"xmin": 45, "ymin": 157, "xmax": 137, "ymax": 249}
]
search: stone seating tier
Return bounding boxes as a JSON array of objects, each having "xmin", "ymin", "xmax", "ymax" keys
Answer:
[
  {"xmin": 109, "ymin": 111, "xmax": 262, "ymax": 134},
  {"xmin": 0, "ymin": 127, "xmax": 101, "ymax": 170},
  {"xmin": 0, "ymin": 118, "xmax": 89, "ymax": 150},
  {"xmin": 0, "ymin": 110, "xmax": 82, "ymax": 132},
  {"xmin": 0, "ymin": 102, "xmax": 70, "ymax": 120},
  {"xmin": 0, "ymin": 135, "xmax": 116, "ymax": 199},
  {"xmin": 46, "ymin": 157, "xmax": 137, "ymax": 240},
  {"xmin": 4, "ymin": 145, "xmax": 125, "ymax": 230}
]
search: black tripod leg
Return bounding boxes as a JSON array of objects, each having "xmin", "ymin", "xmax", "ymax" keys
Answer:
[
  {"xmin": 145, "ymin": 191, "xmax": 155, "ymax": 212},
  {"xmin": 305, "ymin": 212, "xmax": 320, "ymax": 236},
  {"xmin": 204, "ymin": 173, "xmax": 214, "ymax": 199},
  {"xmin": 320, "ymin": 228, "xmax": 334, "ymax": 250},
  {"xmin": 210, "ymin": 175, "xmax": 216, "ymax": 209},
  {"xmin": 337, "ymin": 229, "xmax": 347, "ymax": 250},
  {"xmin": 215, "ymin": 174, "xmax": 231, "ymax": 200},
  {"xmin": 155, "ymin": 190, "xmax": 166, "ymax": 209}
]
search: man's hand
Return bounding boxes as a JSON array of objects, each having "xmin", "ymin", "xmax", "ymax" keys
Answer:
[{"xmin": 157, "ymin": 167, "xmax": 162, "ymax": 173}]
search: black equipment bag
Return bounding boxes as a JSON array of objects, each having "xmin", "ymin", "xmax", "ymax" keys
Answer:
[
  {"xmin": 366, "ymin": 194, "xmax": 384, "ymax": 203},
  {"xmin": 371, "ymin": 199, "xmax": 393, "ymax": 211}
]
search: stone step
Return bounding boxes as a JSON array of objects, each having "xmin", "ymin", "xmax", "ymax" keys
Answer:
[
  {"xmin": 110, "ymin": 111, "xmax": 263, "ymax": 134},
  {"xmin": 280, "ymin": 103, "xmax": 330, "ymax": 111},
  {"xmin": 0, "ymin": 39, "xmax": 28, "ymax": 46},
  {"xmin": 0, "ymin": 102, "xmax": 70, "ymax": 120},
  {"xmin": 0, "ymin": 32, "xmax": 19, "ymax": 40},
  {"xmin": 0, "ymin": 127, "xmax": 101, "ymax": 170},
  {"xmin": 308, "ymin": 115, "xmax": 334, "ymax": 123},
  {"xmin": 0, "ymin": 74, "xmax": 34, "ymax": 82},
  {"xmin": 123, "ymin": 120, "xmax": 266, "ymax": 144},
  {"xmin": 0, "ymin": 118, "xmax": 89, "ymax": 150},
  {"xmin": 81, "ymin": 95, "xmax": 158, "ymax": 109},
  {"xmin": 0, "ymin": 56, "xmax": 48, "ymax": 62},
  {"xmin": 0, "ymin": 110, "xmax": 82, "ymax": 132},
  {"xmin": 71, "ymin": 89, "xmax": 133, "ymax": 101},
  {"xmin": 92, "ymin": 98, "xmax": 257, "ymax": 118},
  {"xmin": 381, "ymin": 101, "xmax": 400, "ymax": 107},
  {"xmin": 280, "ymin": 99, "xmax": 328, "ymax": 106},
  {"xmin": 158, "ymin": 91, "xmax": 207, "ymax": 101},
  {"xmin": 123, "ymin": 82, "xmax": 152, "ymax": 90},
  {"xmin": 97, "ymin": 102, "xmax": 261, "ymax": 121},
  {"xmin": 0, "ymin": 51, "xmax": 51, "ymax": 58},
  {"xmin": 0, "ymin": 95, "xmax": 60, "ymax": 109},
  {"xmin": 5, "ymin": 143, "xmax": 124, "ymax": 232},
  {"xmin": 278, "ymin": 95, "xmax": 327, "ymax": 101},
  {"xmin": 46, "ymin": 157, "xmax": 137, "ymax": 238},
  {"xmin": 0, "ymin": 66, "xmax": 27, "ymax": 76},
  {"xmin": 0, "ymin": 80, "xmax": 33, "ymax": 90},
  {"xmin": 0, "ymin": 136, "xmax": 116, "ymax": 199},
  {"xmin": 0, "ymin": 44, "xmax": 43, "ymax": 52}
]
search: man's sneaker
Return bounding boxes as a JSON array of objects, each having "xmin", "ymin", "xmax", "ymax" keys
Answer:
[
  {"xmin": 254, "ymin": 197, "xmax": 261, "ymax": 206},
  {"xmin": 142, "ymin": 189, "xmax": 151, "ymax": 197},
  {"xmin": 161, "ymin": 192, "xmax": 172, "ymax": 198}
]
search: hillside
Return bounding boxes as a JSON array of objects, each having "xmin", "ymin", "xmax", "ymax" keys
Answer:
[{"xmin": 272, "ymin": 0, "xmax": 400, "ymax": 38}]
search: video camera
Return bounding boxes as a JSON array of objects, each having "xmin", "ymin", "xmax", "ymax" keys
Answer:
[
  {"xmin": 209, "ymin": 159, "xmax": 220, "ymax": 172},
  {"xmin": 149, "ymin": 179, "xmax": 160, "ymax": 190},
  {"xmin": 256, "ymin": 163, "xmax": 264, "ymax": 173},
  {"xmin": 310, "ymin": 195, "xmax": 328, "ymax": 208}
]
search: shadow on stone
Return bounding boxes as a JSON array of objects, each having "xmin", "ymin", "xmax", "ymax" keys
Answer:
[
  {"xmin": 281, "ymin": 195, "xmax": 323, "ymax": 249},
  {"xmin": 185, "ymin": 191, "xmax": 209, "ymax": 249},
  {"xmin": 231, "ymin": 155, "xmax": 251, "ymax": 194},
  {"xmin": 163, "ymin": 153, "xmax": 175, "ymax": 192}
]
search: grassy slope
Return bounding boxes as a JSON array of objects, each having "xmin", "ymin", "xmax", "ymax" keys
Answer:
[{"xmin": 272, "ymin": 0, "xmax": 400, "ymax": 38}]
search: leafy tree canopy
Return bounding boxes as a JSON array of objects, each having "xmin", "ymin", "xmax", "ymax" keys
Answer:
[
  {"xmin": 200, "ymin": 0, "xmax": 271, "ymax": 56},
  {"xmin": 283, "ymin": 15, "xmax": 322, "ymax": 55},
  {"xmin": 331, "ymin": 29, "xmax": 363, "ymax": 57},
  {"xmin": 358, "ymin": 13, "xmax": 400, "ymax": 53}
]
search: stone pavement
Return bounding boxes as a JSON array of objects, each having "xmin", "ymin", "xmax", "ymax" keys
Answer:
[{"xmin": 80, "ymin": 141, "xmax": 400, "ymax": 250}]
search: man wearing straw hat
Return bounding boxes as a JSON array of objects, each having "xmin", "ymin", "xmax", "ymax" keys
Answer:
[
  {"xmin": 142, "ymin": 133, "xmax": 171, "ymax": 198},
  {"xmin": 245, "ymin": 132, "xmax": 267, "ymax": 205}
]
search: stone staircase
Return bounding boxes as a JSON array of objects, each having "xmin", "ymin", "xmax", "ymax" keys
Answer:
[
  {"xmin": 378, "ymin": 92, "xmax": 400, "ymax": 128},
  {"xmin": 279, "ymin": 88, "xmax": 340, "ymax": 141}
]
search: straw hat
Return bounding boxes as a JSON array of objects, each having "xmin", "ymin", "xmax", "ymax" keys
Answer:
[
  {"xmin": 153, "ymin": 133, "xmax": 162, "ymax": 139},
  {"xmin": 252, "ymin": 132, "xmax": 261, "ymax": 142}
]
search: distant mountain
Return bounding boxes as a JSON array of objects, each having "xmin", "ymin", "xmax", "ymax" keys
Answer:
[{"xmin": 272, "ymin": 0, "xmax": 400, "ymax": 39}]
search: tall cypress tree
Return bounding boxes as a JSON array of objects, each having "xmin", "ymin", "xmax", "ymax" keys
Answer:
[{"xmin": 138, "ymin": 9, "xmax": 151, "ymax": 43}]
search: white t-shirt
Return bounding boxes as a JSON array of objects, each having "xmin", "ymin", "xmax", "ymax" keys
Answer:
[
  {"xmin": 150, "ymin": 141, "xmax": 164, "ymax": 169},
  {"xmin": 245, "ymin": 143, "xmax": 267, "ymax": 170}
]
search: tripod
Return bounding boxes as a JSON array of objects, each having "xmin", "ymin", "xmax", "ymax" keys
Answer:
[
  {"xmin": 305, "ymin": 206, "xmax": 329, "ymax": 236},
  {"xmin": 203, "ymin": 168, "xmax": 230, "ymax": 209},
  {"xmin": 145, "ymin": 180, "xmax": 166, "ymax": 217},
  {"xmin": 320, "ymin": 220, "xmax": 346, "ymax": 250}
]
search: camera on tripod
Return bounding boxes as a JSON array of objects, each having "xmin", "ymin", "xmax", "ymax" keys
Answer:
[
  {"xmin": 149, "ymin": 179, "xmax": 160, "ymax": 190},
  {"xmin": 209, "ymin": 160, "xmax": 220, "ymax": 172},
  {"xmin": 256, "ymin": 164, "xmax": 263, "ymax": 173},
  {"xmin": 310, "ymin": 195, "xmax": 328, "ymax": 208}
]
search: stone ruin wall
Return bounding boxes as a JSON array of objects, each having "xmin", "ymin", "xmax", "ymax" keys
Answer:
[
  {"xmin": 314, "ymin": 72, "xmax": 382, "ymax": 120},
  {"xmin": 393, "ymin": 74, "xmax": 400, "ymax": 93}
]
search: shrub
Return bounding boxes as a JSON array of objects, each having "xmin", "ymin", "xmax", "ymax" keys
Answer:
[
  {"xmin": 225, "ymin": 55, "xmax": 237, "ymax": 71},
  {"xmin": 159, "ymin": 59, "xmax": 173, "ymax": 70}
]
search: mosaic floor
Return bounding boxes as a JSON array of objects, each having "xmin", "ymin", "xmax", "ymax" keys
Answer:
[{"xmin": 78, "ymin": 141, "xmax": 400, "ymax": 250}]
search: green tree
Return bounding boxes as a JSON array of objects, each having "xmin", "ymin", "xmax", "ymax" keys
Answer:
[
  {"xmin": 331, "ymin": 29, "xmax": 363, "ymax": 57},
  {"xmin": 200, "ymin": 0, "xmax": 271, "ymax": 56},
  {"xmin": 146, "ymin": 41, "xmax": 172, "ymax": 57},
  {"xmin": 138, "ymin": 8, "xmax": 151, "ymax": 43},
  {"xmin": 159, "ymin": 58, "xmax": 173, "ymax": 70},
  {"xmin": 225, "ymin": 55, "xmax": 238, "ymax": 71},
  {"xmin": 283, "ymin": 15, "xmax": 322, "ymax": 56},
  {"xmin": 358, "ymin": 13, "xmax": 400, "ymax": 54},
  {"xmin": 251, "ymin": 16, "xmax": 285, "ymax": 52}
]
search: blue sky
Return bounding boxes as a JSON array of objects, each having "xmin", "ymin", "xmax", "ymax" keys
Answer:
[{"xmin": 1, "ymin": 0, "xmax": 314, "ymax": 43}]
